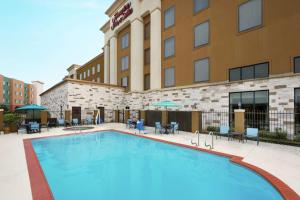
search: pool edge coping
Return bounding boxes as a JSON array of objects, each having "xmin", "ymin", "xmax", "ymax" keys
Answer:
[{"xmin": 23, "ymin": 129, "xmax": 300, "ymax": 200}]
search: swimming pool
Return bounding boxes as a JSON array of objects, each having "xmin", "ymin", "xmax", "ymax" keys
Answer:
[{"xmin": 31, "ymin": 131, "xmax": 283, "ymax": 200}]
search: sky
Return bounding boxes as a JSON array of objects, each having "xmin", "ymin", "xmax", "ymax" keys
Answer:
[{"xmin": 0, "ymin": 0, "xmax": 112, "ymax": 90}]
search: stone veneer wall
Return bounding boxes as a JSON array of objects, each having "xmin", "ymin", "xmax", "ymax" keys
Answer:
[
  {"xmin": 42, "ymin": 74, "xmax": 300, "ymax": 135},
  {"xmin": 41, "ymin": 83, "xmax": 68, "ymax": 119}
]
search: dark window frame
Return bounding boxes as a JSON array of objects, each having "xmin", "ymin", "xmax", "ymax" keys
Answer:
[
  {"xmin": 144, "ymin": 74, "xmax": 150, "ymax": 91},
  {"xmin": 164, "ymin": 5, "xmax": 175, "ymax": 30},
  {"xmin": 164, "ymin": 67, "xmax": 175, "ymax": 88},
  {"xmin": 121, "ymin": 76, "xmax": 129, "ymax": 88},
  {"xmin": 193, "ymin": 0, "xmax": 209, "ymax": 14},
  {"xmin": 144, "ymin": 22, "xmax": 151, "ymax": 40},
  {"xmin": 121, "ymin": 56, "xmax": 129, "ymax": 71},
  {"xmin": 164, "ymin": 36, "xmax": 175, "ymax": 59},
  {"xmin": 229, "ymin": 62, "xmax": 269, "ymax": 82},
  {"xmin": 237, "ymin": 0, "xmax": 264, "ymax": 33},
  {"xmin": 121, "ymin": 32, "xmax": 129, "ymax": 49},
  {"xmin": 194, "ymin": 57, "xmax": 210, "ymax": 83},
  {"xmin": 294, "ymin": 56, "xmax": 300, "ymax": 73},
  {"xmin": 194, "ymin": 20, "xmax": 210, "ymax": 48},
  {"xmin": 144, "ymin": 48, "xmax": 150, "ymax": 65}
]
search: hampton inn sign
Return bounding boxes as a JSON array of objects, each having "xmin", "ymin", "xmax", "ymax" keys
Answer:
[{"xmin": 111, "ymin": 2, "xmax": 133, "ymax": 30}]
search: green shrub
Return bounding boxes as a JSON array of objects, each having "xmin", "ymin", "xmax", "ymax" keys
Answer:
[
  {"xmin": 207, "ymin": 126, "xmax": 219, "ymax": 132},
  {"xmin": 3, "ymin": 113, "xmax": 22, "ymax": 127},
  {"xmin": 259, "ymin": 128, "xmax": 287, "ymax": 140},
  {"xmin": 294, "ymin": 135, "xmax": 300, "ymax": 142}
]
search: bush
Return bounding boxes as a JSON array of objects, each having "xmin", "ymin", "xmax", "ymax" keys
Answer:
[
  {"xmin": 294, "ymin": 135, "xmax": 300, "ymax": 142},
  {"xmin": 207, "ymin": 126, "xmax": 219, "ymax": 132},
  {"xmin": 3, "ymin": 113, "xmax": 22, "ymax": 127},
  {"xmin": 259, "ymin": 128, "xmax": 287, "ymax": 140}
]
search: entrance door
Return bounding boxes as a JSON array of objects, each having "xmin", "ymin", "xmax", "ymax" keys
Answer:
[
  {"xmin": 72, "ymin": 107, "xmax": 81, "ymax": 124},
  {"xmin": 98, "ymin": 107, "xmax": 105, "ymax": 123}
]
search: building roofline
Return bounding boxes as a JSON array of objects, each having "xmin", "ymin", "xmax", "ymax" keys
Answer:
[
  {"xmin": 76, "ymin": 53, "xmax": 104, "ymax": 71},
  {"xmin": 105, "ymin": 0, "xmax": 127, "ymax": 17},
  {"xmin": 32, "ymin": 81, "xmax": 44, "ymax": 85},
  {"xmin": 40, "ymin": 78, "xmax": 123, "ymax": 96},
  {"xmin": 100, "ymin": 20, "xmax": 110, "ymax": 33}
]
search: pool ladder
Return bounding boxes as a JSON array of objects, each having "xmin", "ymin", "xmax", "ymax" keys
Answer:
[{"xmin": 191, "ymin": 131, "xmax": 214, "ymax": 149}]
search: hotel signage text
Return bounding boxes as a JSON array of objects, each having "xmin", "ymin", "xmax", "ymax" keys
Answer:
[{"xmin": 111, "ymin": 2, "xmax": 133, "ymax": 30}]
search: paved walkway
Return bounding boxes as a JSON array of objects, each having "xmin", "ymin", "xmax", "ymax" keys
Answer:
[{"xmin": 0, "ymin": 123, "xmax": 300, "ymax": 199}]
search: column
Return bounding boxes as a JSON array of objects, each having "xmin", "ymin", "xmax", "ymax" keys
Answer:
[
  {"xmin": 130, "ymin": 19, "xmax": 144, "ymax": 91},
  {"xmin": 150, "ymin": 9, "xmax": 162, "ymax": 90},
  {"xmin": 104, "ymin": 44, "xmax": 110, "ymax": 84},
  {"xmin": 192, "ymin": 111, "xmax": 200, "ymax": 133},
  {"xmin": 109, "ymin": 36, "xmax": 118, "ymax": 85},
  {"xmin": 234, "ymin": 109, "xmax": 245, "ymax": 133}
]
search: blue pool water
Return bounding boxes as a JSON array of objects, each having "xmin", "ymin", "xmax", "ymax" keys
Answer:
[{"xmin": 32, "ymin": 131, "xmax": 282, "ymax": 200}]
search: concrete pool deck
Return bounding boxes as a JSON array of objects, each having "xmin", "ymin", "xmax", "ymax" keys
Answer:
[{"xmin": 0, "ymin": 123, "xmax": 300, "ymax": 200}]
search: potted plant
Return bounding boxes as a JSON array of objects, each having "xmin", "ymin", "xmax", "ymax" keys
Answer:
[{"xmin": 3, "ymin": 113, "xmax": 22, "ymax": 134}]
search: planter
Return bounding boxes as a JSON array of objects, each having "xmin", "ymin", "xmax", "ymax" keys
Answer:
[{"xmin": 3, "ymin": 127, "xmax": 10, "ymax": 134}]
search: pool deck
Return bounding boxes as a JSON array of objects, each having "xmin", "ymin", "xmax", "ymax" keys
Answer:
[{"xmin": 0, "ymin": 123, "xmax": 300, "ymax": 200}]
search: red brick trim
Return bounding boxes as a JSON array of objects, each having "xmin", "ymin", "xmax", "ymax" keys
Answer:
[{"xmin": 24, "ymin": 130, "xmax": 300, "ymax": 200}]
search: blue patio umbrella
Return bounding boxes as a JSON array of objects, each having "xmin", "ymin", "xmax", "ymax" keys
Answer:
[
  {"xmin": 153, "ymin": 100, "xmax": 181, "ymax": 110},
  {"xmin": 15, "ymin": 104, "xmax": 47, "ymax": 121}
]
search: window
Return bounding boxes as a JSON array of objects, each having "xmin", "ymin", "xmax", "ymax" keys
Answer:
[
  {"xmin": 144, "ymin": 74, "xmax": 150, "ymax": 91},
  {"xmin": 238, "ymin": 0, "xmax": 262, "ymax": 32},
  {"xmin": 194, "ymin": 0, "xmax": 209, "ymax": 13},
  {"xmin": 164, "ymin": 37, "xmax": 175, "ymax": 58},
  {"xmin": 230, "ymin": 90, "xmax": 269, "ymax": 129},
  {"xmin": 84, "ymin": 71, "xmax": 86, "ymax": 79},
  {"xmin": 97, "ymin": 77, "xmax": 100, "ymax": 83},
  {"xmin": 164, "ymin": 6, "xmax": 175, "ymax": 29},
  {"xmin": 79, "ymin": 73, "xmax": 82, "ymax": 80},
  {"xmin": 144, "ymin": 23, "xmax": 150, "ymax": 40},
  {"xmin": 92, "ymin": 67, "xmax": 95, "ymax": 75},
  {"xmin": 295, "ymin": 88, "xmax": 300, "ymax": 135},
  {"xmin": 121, "ymin": 77, "xmax": 128, "ymax": 87},
  {"xmin": 229, "ymin": 62, "xmax": 268, "ymax": 81},
  {"xmin": 194, "ymin": 21, "xmax": 209, "ymax": 47},
  {"xmin": 194, "ymin": 58, "xmax": 209, "ymax": 82},
  {"xmin": 121, "ymin": 33, "xmax": 129, "ymax": 49},
  {"xmin": 121, "ymin": 56, "xmax": 129, "ymax": 71},
  {"xmin": 87, "ymin": 69, "xmax": 90, "ymax": 77},
  {"xmin": 164, "ymin": 67, "xmax": 175, "ymax": 87},
  {"xmin": 144, "ymin": 48, "xmax": 150, "ymax": 65},
  {"xmin": 295, "ymin": 56, "xmax": 300, "ymax": 73},
  {"xmin": 97, "ymin": 64, "xmax": 101, "ymax": 72}
]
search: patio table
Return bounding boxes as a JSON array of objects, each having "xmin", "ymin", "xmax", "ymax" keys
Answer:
[{"xmin": 231, "ymin": 132, "xmax": 244, "ymax": 143}]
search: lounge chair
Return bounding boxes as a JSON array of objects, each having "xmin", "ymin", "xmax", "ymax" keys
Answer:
[
  {"xmin": 155, "ymin": 122, "xmax": 164, "ymax": 134},
  {"xmin": 245, "ymin": 128, "xmax": 259, "ymax": 145},
  {"xmin": 216, "ymin": 126, "xmax": 230, "ymax": 140},
  {"xmin": 72, "ymin": 118, "xmax": 79, "ymax": 126},
  {"xmin": 29, "ymin": 122, "xmax": 40, "ymax": 133},
  {"xmin": 126, "ymin": 119, "xmax": 132, "ymax": 129}
]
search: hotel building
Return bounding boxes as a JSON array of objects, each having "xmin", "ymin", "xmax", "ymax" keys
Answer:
[
  {"xmin": 0, "ymin": 74, "xmax": 43, "ymax": 111},
  {"xmin": 41, "ymin": 0, "xmax": 300, "ymax": 136}
]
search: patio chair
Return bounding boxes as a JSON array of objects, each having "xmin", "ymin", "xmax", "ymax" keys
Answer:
[
  {"xmin": 216, "ymin": 126, "xmax": 230, "ymax": 140},
  {"xmin": 126, "ymin": 119, "xmax": 133, "ymax": 129},
  {"xmin": 85, "ymin": 116, "xmax": 93, "ymax": 125},
  {"xmin": 17, "ymin": 124, "xmax": 27, "ymax": 134},
  {"xmin": 155, "ymin": 122, "xmax": 164, "ymax": 134},
  {"xmin": 245, "ymin": 128, "xmax": 259, "ymax": 146},
  {"xmin": 57, "ymin": 119, "xmax": 65, "ymax": 127},
  {"xmin": 72, "ymin": 118, "xmax": 79, "ymax": 126},
  {"xmin": 135, "ymin": 120, "xmax": 146, "ymax": 134},
  {"xmin": 170, "ymin": 122, "xmax": 179, "ymax": 134},
  {"xmin": 29, "ymin": 122, "xmax": 40, "ymax": 133}
]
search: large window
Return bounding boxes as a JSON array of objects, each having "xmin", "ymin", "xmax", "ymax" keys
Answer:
[
  {"xmin": 121, "ymin": 77, "xmax": 128, "ymax": 87},
  {"xmin": 144, "ymin": 23, "xmax": 150, "ymax": 40},
  {"xmin": 164, "ymin": 6, "xmax": 175, "ymax": 29},
  {"xmin": 121, "ymin": 56, "xmax": 129, "ymax": 71},
  {"xmin": 194, "ymin": 0, "xmax": 209, "ymax": 13},
  {"xmin": 164, "ymin": 67, "xmax": 175, "ymax": 87},
  {"xmin": 121, "ymin": 33, "xmax": 129, "ymax": 49},
  {"xmin": 229, "ymin": 62, "xmax": 268, "ymax": 81},
  {"xmin": 238, "ymin": 0, "xmax": 262, "ymax": 32},
  {"xmin": 144, "ymin": 48, "xmax": 150, "ymax": 65},
  {"xmin": 295, "ymin": 56, "xmax": 300, "ymax": 73},
  {"xmin": 144, "ymin": 74, "xmax": 150, "ymax": 91},
  {"xmin": 164, "ymin": 37, "xmax": 175, "ymax": 58},
  {"xmin": 295, "ymin": 88, "xmax": 300, "ymax": 135},
  {"xmin": 230, "ymin": 90, "xmax": 269, "ymax": 129},
  {"xmin": 194, "ymin": 21, "xmax": 209, "ymax": 47},
  {"xmin": 194, "ymin": 58, "xmax": 209, "ymax": 82},
  {"xmin": 97, "ymin": 64, "xmax": 101, "ymax": 72}
]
